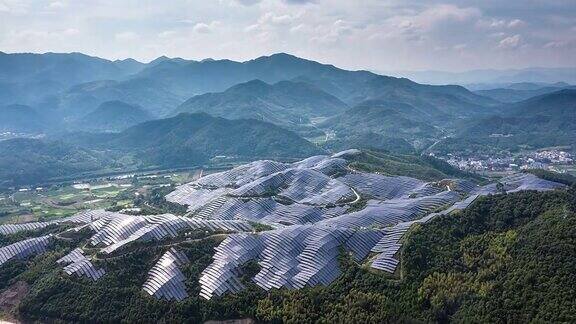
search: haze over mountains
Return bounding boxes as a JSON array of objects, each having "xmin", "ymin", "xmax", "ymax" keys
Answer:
[
  {"xmin": 387, "ymin": 67, "xmax": 576, "ymax": 87},
  {"xmin": 0, "ymin": 51, "xmax": 574, "ymax": 186}
]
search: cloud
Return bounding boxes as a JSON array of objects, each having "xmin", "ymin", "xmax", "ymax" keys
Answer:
[
  {"xmin": 158, "ymin": 30, "xmax": 178, "ymax": 39},
  {"xmin": 0, "ymin": 0, "xmax": 28, "ymax": 14},
  {"xmin": 193, "ymin": 21, "xmax": 219, "ymax": 33},
  {"xmin": 478, "ymin": 18, "xmax": 525, "ymax": 29},
  {"xmin": 0, "ymin": 0, "xmax": 574, "ymax": 71},
  {"xmin": 49, "ymin": 1, "xmax": 66, "ymax": 9},
  {"xmin": 544, "ymin": 40, "xmax": 575, "ymax": 49},
  {"xmin": 498, "ymin": 34, "xmax": 523, "ymax": 49},
  {"xmin": 508, "ymin": 19, "xmax": 525, "ymax": 28}
]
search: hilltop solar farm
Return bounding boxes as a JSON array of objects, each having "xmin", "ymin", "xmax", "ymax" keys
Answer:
[{"xmin": 0, "ymin": 150, "xmax": 567, "ymax": 302}]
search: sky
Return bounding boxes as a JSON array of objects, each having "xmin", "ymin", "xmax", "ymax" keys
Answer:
[{"xmin": 0, "ymin": 0, "xmax": 575, "ymax": 72}]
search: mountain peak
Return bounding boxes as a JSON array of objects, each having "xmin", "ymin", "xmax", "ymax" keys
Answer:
[{"xmin": 227, "ymin": 79, "xmax": 271, "ymax": 93}]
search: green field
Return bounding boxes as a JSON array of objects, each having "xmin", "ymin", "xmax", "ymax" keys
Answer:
[{"xmin": 0, "ymin": 171, "xmax": 195, "ymax": 224}]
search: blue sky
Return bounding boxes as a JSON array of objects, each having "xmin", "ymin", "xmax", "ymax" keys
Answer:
[{"xmin": 0, "ymin": 0, "xmax": 575, "ymax": 71}]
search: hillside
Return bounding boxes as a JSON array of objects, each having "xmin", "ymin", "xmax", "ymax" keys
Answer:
[
  {"xmin": 82, "ymin": 113, "xmax": 324, "ymax": 168},
  {"xmin": 475, "ymin": 85, "xmax": 573, "ymax": 103},
  {"xmin": 175, "ymin": 80, "xmax": 348, "ymax": 127},
  {"xmin": 50, "ymin": 78, "xmax": 184, "ymax": 119},
  {"xmin": 431, "ymin": 89, "xmax": 576, "ymax": 155},
  {"xmin": 0, "ymin": 52, "xmax": 144, "ymax": 105},
  {"xmin": 133, "ymin": 53, "xmax": 498, "ymax": 120},
  {"xmin": 0, "ymin": 138, "xmax": 118, "ymax": 186},
  {"xmin": 0, "ymin": 52, "xmax": 500, "ymax": 131},
  {"xmin": 345, "ymin": 149, "xmax": 479, "ymax": 181},
  {"xmin": 77, "ymin": 101, "xmax": 153, "ymax": 132},
  {"xmin": 0, "ymin": 105, "xmax": 47, "ymax": 133},
  {"xmin": 505, "ymin": 88, "xmax": 576, "ymax": 116},
  {"xmin": 322, "ymin": 100, "xmax": 443, "ymax": 150},
  {"xmin": 2, "ymin": 170, "xmax": 572, "ymax": 322}
]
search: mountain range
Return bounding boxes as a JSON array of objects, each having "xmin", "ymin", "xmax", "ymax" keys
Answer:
[
  {"xmin": 174, "ymin": 79, "xmax": 347, "ymax": 135},
  {"xmin": 431, "ymin": 89, "xmax": 576, "ymax": 155},
  {"xmin": 0, "ymin": 51, "xmax": 574, "ymax": 185},
  {"xmin": 474, "ymin": 82, "xmax": 575, "ymax": 103},
  {"xmin": 387, "ymin": 67, "xmax": 576, "ymax": 86},
  {"xmin": 0, "ymin": 112, "xmax": 323, "ymax": 186},
  {"xmin": 76, "ymin": 100, "xmax": 153, "ymax": 132}
]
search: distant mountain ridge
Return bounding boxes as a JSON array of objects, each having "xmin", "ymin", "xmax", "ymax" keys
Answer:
[
  {"xmin": 387, "ymin": 67, "xmax": 576, "ymax": 85},
  {"xmin": 0, "ymin": 51, "xmax": 146, "ymax": 106},
  {"xmin": 0, "ymin": 104, "xmax": 47, "ymax": 133},
  {"xmin": 322, "ymin": 100, "xmax": 442, "ymax": 150},
  {"xmin": 77, "ymin": 100, "xmax": 153, "ymax": 132},
  {"xmin": 66, "ymin": 112, "xmax": 324, "ymax": 168},
  {"xmin": 49, "ymin": 78, "xmax": 183, "ymax": 119},
  {"xmin": 175, "ymin": 79, "xmax": 348, "ymax": 130},
  {"xmin": 474, "ymin": 82, "xmax": 575, "ymax": 103},
  {"xmin": 1, "ymin": 112, "xmax": 324, "ymax": 186},
  {"xmin": 431, "ymin": 89, "xmax": 576, "ymax": 154},
  {"xmin": 1, "ymin": 51, "xmax": 500, "ymax": 135},
  {"xmin": 131, "ymin": 52, "xmax": 498, "ymax": 119}
]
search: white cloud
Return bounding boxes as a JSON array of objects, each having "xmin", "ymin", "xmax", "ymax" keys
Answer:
[
  {"xmin": 0, "ymin": 0, "xmax": 574, "ymax": 71},
  {"xmin": 498, "ymin": 34, "xmax": 522, "ymax": 49},
  {"xmin": 158, "ymin": 30, "xmax": 178, "ymax": 39},
  {"xmin": 0, "ymin": 0, "xmax": 28, "ymax": 14},
  {"xmin": 544, "ymin": 40, "xmax": 575, "ymax": 49},
  {"xmin": 193, "ymin": 21, "xmax": 219, "ymax": 33},
  {"xmin": 508, "ymin": 19, "xmax": 525, "ymax": 28},
  {"xmin": 49, "ymin": 1, "xmax": 66, "ymax": 9}
]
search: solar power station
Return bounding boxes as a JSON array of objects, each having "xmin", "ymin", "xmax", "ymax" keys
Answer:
[{"xmin": 0, "ymin": 151, "xmax": 566, "ymax": 302}]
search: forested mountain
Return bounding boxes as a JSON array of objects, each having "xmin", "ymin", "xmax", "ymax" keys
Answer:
[
  {"xmin": 0, "ymin": 51, "xmax": 573, "ymax": 185},
  {"xmin": 476, "ymin": 83, "xmax": 575, "ymax": 103},
  {"xmin": 431, "ymin": 89, "xmax": 576, "ymax": 155},
  {"xmin": 0, "ymin": 138, "xmax": 118, "ymax": 186},
  {"xmin": 0, "ymin": 104, "xmax": 47, "ymax": 133},
  {"xmin": 174, "ymin": 79, "xmax": 347, "ymax": 129},
  {"xmin": 322, "ymin": 100, "xmax": 443, "ymax": 150},
  {"xmin": 506, "ymin": 89, "xmax": 576, "ymax": 116},
  {"xmin": 133, "ymin": 53, "xmax": 498, "ymax": 119},
  {"xmin": 0, "ymin": 52, "xmax": 500, "ymax": 136},
  {"xmin": 47, "ymin": 78, "xmax": 184, "ymax": 119},
  {"xmin": 390, "ymin": 67, "xmax": 576, "ymax": 85},
  {"xmin": 0, "ymin": 52, "xmax": 145, "ymax": 105},
  {"xmin": 95, "ymin": 113, "xmax": 324, "ymax": 167},
  {"xmin": 76, "ymin": 101, "xmax": 153, "ymax": 132},
  {"xmin": 0, "ymin": 112, "xmax": 323, "ymax": 186}
]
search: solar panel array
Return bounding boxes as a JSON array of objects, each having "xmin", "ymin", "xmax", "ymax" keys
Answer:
[
  {"xmin": 57, "ymin": 248, "xmax": 105, "ymax": 280},
  {"xmin": 187, "ymin": 154, "xmax": 568, "ymax": 299},
  {"xmin": 143, "ymin": 248, "xmax": 190, "ymax": 301},
  {"xmin": 87, "ymin": 212, "xmax": 252, "ymax": 254},
  {"xmin": 339, "ymin": 174, "xmax": 431, "ymax": 200},
  {"xmin": 0, "ymin": 151, "xmax": 569, "ymax": 302},
  {"xmin": 199, "ymin": 225, "xmax": 385, "ymax": 299},
  {"xmin": 317, "ymin": 191, "xmax": 461, "ymax": 229},
  {"xmin": 0, "ymin": 209, "xmax": 114, "ymax": 236},
  {"xmin": 0, "ymin": 235, "xmax": 52, "ymax": 267},
  {"xmin": 478, "ymin": 173, "xmax": 565, "ymax": 194}
]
